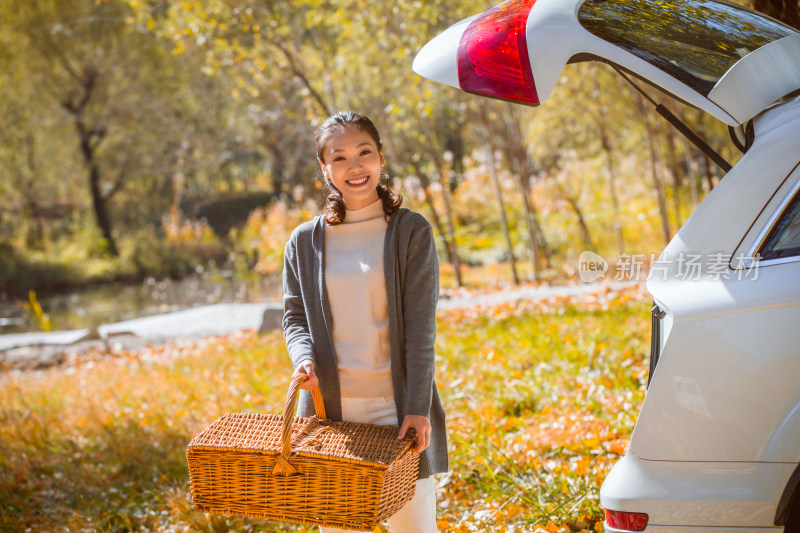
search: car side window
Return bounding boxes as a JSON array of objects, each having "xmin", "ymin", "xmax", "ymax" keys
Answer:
[{"xmin": 760, "ymin": 189, "xmax": 800, "ymax": 261}]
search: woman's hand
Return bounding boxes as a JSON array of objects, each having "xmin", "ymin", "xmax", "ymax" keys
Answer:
[
  {"xmin": 292, "ymin": 359, "xmax": 319, "ymax": 391},
  {"xmin": 398, "ymin": 414, "xmax": 431, "ymax": 454}
]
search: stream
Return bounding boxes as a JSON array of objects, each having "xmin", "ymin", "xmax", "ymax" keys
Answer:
[{"xmin": 0, "ymin": 272, "xmax": 283, "ymax": 334}]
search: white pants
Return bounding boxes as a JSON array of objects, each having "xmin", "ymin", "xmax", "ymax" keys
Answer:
[{"xmin": 319, "ymin": 396, "xmax": 438, "ymax": 533}]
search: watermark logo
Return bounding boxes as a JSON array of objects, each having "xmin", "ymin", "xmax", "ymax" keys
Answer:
[
  {"xmin": 578, "ymin": 251, "xmax": 608, "ymax": 282},
  {"xmin": 577, "ymin": 251, "xmax": 761, "ymax": 282}
]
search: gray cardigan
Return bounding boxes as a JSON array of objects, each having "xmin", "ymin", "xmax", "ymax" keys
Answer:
[{"xmin": 282, "ymin": 208, "xmax": 448, "ymax": 478}]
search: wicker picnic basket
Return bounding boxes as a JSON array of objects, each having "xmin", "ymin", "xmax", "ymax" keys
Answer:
[{"xmin": 186, "ymin": 374, "xmax": 420, "ymax": 531}]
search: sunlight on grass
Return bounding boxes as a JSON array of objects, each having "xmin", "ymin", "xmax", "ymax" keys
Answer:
[
  {"xmin": 435, "ymin": 288, "xmax": 648, "ymax": 531},
  {"xmin": 0, "ymin": 286, "xmax": 649, "ymax": 532}
]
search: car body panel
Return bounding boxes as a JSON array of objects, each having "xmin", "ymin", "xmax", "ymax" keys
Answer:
[
  {"xmin": 635, "ymin": 278, "xmax": 800, "ymax": 462},
  {"xmin": 709, "ymin": 33, "xmax": 800, "ymax": 124},
  {"xmin": 644, "ymin": 96, "xmax": 800, "ymax": 289},
  {"xmin": 738, "ymin": 177, "xmax": 800, "ymax": 269},
  {"xmin": 412, "ymin": 15, "xmax": 475, "ymax": 90},
  {"xmin": 413, "ymin": 0, "xmax": 800, "ymax": 126},
  {"xmin": 634, "ymin": 100, "xmax": 800, "ymax": 464},
  {"xmin": 523, "ymin": 0, "xmax": 739, "ymax": 123},
  {"xmin": 600, "ymin": 452, "xmax": 797, "ymax": 527},
  {"xmin": 603, "ymin": 525, "xmax": 784, "ymax": 533}
]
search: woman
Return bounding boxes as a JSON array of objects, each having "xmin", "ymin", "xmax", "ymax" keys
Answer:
[{"xmin": 282, "ymin": 111, "xmax": 447, "ymax": 533}]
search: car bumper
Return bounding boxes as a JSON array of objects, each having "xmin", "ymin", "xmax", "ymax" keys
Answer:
[
  {"xmin": 600, "ymin": 451, "xmax": 796, "ymax": 529},
  {"xmin": 604, "ymin": 526, "xmax": 781, "ymax": 533}
]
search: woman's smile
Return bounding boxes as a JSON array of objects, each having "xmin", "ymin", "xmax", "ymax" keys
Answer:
[{"xmin": 347, "ymin": 175, "xmax": 370, "ymax": 186}]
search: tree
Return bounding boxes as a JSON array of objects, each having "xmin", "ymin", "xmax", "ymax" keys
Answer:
[
  {"xmin": 632, "ymin": 93, "xmax": 672, "ymax": 245},
  {"xmin": 495, "ymin": 102, "xmax": 552, "ymax": 278},
  {"xmin": 751, "ymin": 0, "xmax": 800, "ymax": 29},
  {"xmin": 590, "ymin": 74, "xmax": 627, "ymax": 254},
  {"xmin": 552, "ymin": 164, "xmax": 596, "ymax": 251},
  {"xmin": 480, "ymin": 102, "xmax": 520, "ymax": 284},
  {"xmin": 0, "ymin": 2, "xmax": 84, "ymax": 250},
  {"xmin": 9, "ymin": 0, "xmax": 207, "ymax": 256}
]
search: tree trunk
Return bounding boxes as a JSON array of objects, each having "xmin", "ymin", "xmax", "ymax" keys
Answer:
[
  {"xmin": 636, "ymin": 96, "xmax": 672, "ymax": 244},
  {"xmin": 23, "ymin": 134, "xmax": 46, "ymax": 249},
  {"xmin": 683, "ymin": 137, "xmax": 700, "ymax": 208},
  {"xmin": 593, "ymin": 79, "xmax": 625, "ymax": 254},
  {"xmin": 703, "ymin": 155, "xmax": 716, "ymax": 192},
  {"xmin": 422, "ymin": 121, "xmax": 463, "ymax": 287},
  {"xmin": 666, "ymin": 130, "xmax": 683, "ymax": 228},
  {"xmin": 693, "ymin": 115, "xmax": 718, "ymax": 192},
  {"xmin": 528, "ymin": 197, "xmax": 551, "ymax": 268},
  {"xmin": 647, "ymin": 125, "xmax": 672, "ymax": 245},
  {"xmin": 751, "ymin": 0, "xmax": 800, "ymax": 29},
  {"xmin": 517, "ymin": 151, "xmax": 552, "ymax": 269},
  {"xmin": 438, "ymin": 168, "xmax": 463, "ymax": 287},
  {"xmin": 479, "ymin": 103, "xmax": 520, "ymax": 284},
  {"xmin": 87, "ymin": 157, "xmax": 118, "ymax": 256},
  {"xmin": 267, "ymin": 142, "xmax": 288, "ymax": 199},
  {"xmin": 555, "ymin": 181, "xmax": 596, "ymax": 250},
  {"xmin": 378, "ymin": 123, "xmax": 455, "ymax": 275},
  {"xmin": 598, "ymin": 122, "xmax": 625, "ymax": 254},
  {"xmin": 62, "ymin": 71, "xmax": 120, "ymax": 257},
  {"xmin": 406, "ymin": 157, "xmax": 456, "ymax": 277},
  {"xmin": 496, "ymin": 103, "xmax": 550, "ymax": 278},
  {"xmin": 484, "ymin": 142, "xmax": 520, "ymax": 285}
]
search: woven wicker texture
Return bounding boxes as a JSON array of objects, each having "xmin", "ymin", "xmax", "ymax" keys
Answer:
[{"xmin": 187, "ymin": 374, "xmax": 420, "ymax": 531}]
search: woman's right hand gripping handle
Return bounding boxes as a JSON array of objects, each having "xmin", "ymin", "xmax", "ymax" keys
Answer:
[{"xmin": 292, "ymin": 359, "xmax": 319, "ymax": 391}]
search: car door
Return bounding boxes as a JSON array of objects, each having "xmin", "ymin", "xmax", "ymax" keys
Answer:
[
  {"xmin": 632, "ymin": 156, "xmax": 800, "ymax": 463},
  {"xmin": 413, "ymin": 0, "xmax": 800, "ymax": 127}
]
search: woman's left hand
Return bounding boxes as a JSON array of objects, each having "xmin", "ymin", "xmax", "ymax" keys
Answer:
[{"xmin": 398, "ymin": 414, "xmax": 431, "ymax": 454}]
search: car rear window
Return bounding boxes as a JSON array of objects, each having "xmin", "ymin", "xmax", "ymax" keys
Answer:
[
  {"xmin": 761, "ymin": 189, "xmax": 800, "ymax": 261},
  {"xmin": 578, "ymin": 0, "xmax": 795, "ymax": 96}
]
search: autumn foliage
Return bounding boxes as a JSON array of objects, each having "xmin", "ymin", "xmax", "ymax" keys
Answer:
[{"xmin": 0, "ymin": 283, "xmax": 649, "ymax": 531}]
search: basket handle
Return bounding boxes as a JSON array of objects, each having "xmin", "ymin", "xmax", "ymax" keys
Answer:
[{"xmin": 273, "ymin": 373, "xmax": 326, "ymax": 476}]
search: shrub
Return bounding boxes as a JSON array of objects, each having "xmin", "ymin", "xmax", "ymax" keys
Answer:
[
  {"xmin": 229, "ymin": 199, "xmax": 319, "ymax": 277},
  {"xmin": 124, "ymin": 219, "xmax": 227, "ymax": 280},
  {"xmin": 0, "ymin": 240, "xmax": 77, "ymax": 296}
]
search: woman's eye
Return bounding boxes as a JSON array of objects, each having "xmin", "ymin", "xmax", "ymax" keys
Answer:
[
  {"xmin": 333, "ymin": 156, "xmax": 345, "ymax": 162},
  {"xmin": 360, "ymin": 150, "xmax": 372, "ymax": 156}
]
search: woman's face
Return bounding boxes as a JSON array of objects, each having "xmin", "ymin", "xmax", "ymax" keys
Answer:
[{"xmin": 319, "ymin": 126, "xmax": 384, "ymax": 211}]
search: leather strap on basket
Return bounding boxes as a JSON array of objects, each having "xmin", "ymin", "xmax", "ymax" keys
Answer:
[{"xmin": 272, "ymin": 373, "xmax": 326, "ymax": 476}]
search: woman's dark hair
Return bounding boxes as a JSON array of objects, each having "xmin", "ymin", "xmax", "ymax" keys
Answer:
[{"xmin": 315, "ymin": 111, "xmax": 402, "ymax": 225}]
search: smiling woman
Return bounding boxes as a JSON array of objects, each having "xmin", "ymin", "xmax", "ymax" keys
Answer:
[{"xmin": 280, "ymin": 111, "xmax": 448, "ymax": 532}]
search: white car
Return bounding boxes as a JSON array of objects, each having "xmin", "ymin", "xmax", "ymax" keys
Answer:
[{"xmin": 413, "ymin": 0, "xmax": 800, "ymax": 531}]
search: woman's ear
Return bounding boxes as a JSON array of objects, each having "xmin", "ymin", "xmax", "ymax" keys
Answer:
[
  {"xmin": 379, "ymin": 152, "xmax": 386, "ymax": 167},
  {"xmin": 319, "ymin": 160, "xmax": 328, "ymax": 179}
]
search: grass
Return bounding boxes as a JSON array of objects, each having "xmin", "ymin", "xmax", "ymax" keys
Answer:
[
  {"xmin": 435, "ymin": 287, "xmax": 648, "ymax": 531},
  {"xmin": 0, "ymin": 285, "xmax": 650, "ymax": 532}
]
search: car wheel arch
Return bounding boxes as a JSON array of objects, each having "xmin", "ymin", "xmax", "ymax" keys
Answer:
[{"xmin": 776, "ymin": 462, "xmax": 800, "ymax": 530}]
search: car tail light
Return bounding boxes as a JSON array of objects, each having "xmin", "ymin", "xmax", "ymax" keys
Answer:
[
  {"xmin": 457, "ymin": 0, "xmax": 539, "ymax": 105},
  {"xmin": 605, "ymin": 509, "xmax": 649, "ymax": 531}
]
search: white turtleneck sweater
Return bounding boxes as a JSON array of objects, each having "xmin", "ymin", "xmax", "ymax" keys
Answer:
[{"xmin": 324, "ymin": 199, "xmax": 393, "ymax": 398}]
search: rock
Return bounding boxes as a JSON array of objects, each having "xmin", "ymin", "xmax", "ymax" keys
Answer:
[
  {"xmin": 259, "ymin": 304, "xmax": 284, "ymax": 333},
  {"xmin": 71, "ymin": 327, "xmax": 103, "ymax": 343},
  {"xmin": 1, "ymin": 344, "xmax": 73, "ymax": 370}
]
